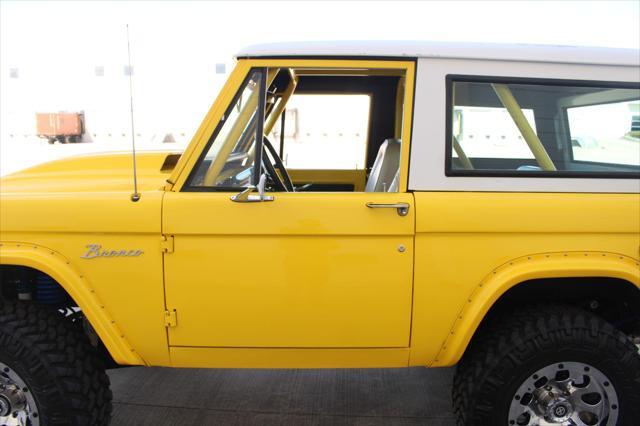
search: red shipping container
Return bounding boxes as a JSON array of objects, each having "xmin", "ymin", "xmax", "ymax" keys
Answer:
[{"xmin": 36, "ymin": 113, "xmax": 83, "ymax": 137}]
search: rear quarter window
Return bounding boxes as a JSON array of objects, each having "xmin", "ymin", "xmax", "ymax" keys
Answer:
[{"xmin": 446, "ymin": 76, "xmax": 640, "ymax": 178}]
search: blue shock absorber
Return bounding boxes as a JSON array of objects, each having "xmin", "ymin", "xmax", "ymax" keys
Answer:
[{"xmin": 35, "ymin": 275, "xmax": 65, "ymax": 305}]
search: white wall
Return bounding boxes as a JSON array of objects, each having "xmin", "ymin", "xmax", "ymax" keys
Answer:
[{"xmin": 1, "ymin": 0, "xmax": 639, "ymax": 175}]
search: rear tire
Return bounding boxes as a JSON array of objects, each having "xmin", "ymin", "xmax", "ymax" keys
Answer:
[
  {"xmin": 0, "ymin": 301, "xmax": 112, "ymax": 425},
  {"xmin": 452, "ymin": 304, "xmax": 640, "ymax": 426}
]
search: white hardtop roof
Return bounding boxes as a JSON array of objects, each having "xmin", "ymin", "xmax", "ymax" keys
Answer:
[{"xmin": 236, "ymin": 41, "xmax": 640, "ymax": 67}]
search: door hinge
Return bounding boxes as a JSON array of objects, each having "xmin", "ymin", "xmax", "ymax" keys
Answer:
[
  {"xmin": 164, "ymin": 309, "xmax": 177, "ymax": 327},
  {"xmin": 160, "ymin": 235, "xmax": 174, "ymax": 253}
]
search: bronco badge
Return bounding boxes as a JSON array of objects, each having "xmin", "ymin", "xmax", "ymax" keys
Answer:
[{"xmin": 80, "ymin": 244, "xmax": 144, "ymax": 259}]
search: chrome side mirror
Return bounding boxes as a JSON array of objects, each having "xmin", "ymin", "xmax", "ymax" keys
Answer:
[{"xmin": 230, "ymin": 173, "xmax": 274, "ymax": 203}]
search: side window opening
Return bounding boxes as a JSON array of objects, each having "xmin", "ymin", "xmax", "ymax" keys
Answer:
[
  {"xmin": 186, "ymin": 67, "xmax": 408, "ymax": 192},
  {"xmin": 447, "ymin": 77, "xmax": 640, "ymax": 177},
  {"xmin": 269, "ymin": 74, "xmax": 405, "ymax": 192},
  {"xmin": 268, "ymin": 94, "xmax": 371, "ymax": 170}
]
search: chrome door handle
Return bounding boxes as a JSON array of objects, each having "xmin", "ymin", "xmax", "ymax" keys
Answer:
[{"xmin": 366, "ymin": 202, "xmax": 410, "ymax": 216}]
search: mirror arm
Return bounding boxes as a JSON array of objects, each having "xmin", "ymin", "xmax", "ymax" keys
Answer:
[
  {"xmin": 231, "ymin": 173, "xmax": 274, "ymax": 203},
  {"xmin": 230, "ymin": 185, "xmax": 255, "ymax": 202}
]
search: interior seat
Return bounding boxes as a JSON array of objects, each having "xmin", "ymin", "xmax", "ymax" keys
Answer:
[{"xmin": 365, "ymin": 139, "xmax": 401, "ymax": 192}]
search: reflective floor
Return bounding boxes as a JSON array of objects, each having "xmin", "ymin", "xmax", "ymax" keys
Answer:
[{"xmin": 108, "ymin": 367, "xmax": 456, "ymax": 425}]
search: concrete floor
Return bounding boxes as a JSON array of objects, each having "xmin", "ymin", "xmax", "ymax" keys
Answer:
[{"xmin": 107, "ymin": 367, "xmax": 456, "ymax": 426}]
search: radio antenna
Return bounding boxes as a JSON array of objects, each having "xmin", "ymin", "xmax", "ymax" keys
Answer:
[{"xmin": 126, "ymin": 24, "xmax": 140, "ymax": 202}]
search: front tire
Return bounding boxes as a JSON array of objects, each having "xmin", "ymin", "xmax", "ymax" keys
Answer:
[
  {"xmin": 0, "ymin": 301, "xmax": 112, "ymax": 425},
  {"xmin": 452, "ymin": 305, "xmax": 640, "ymax": 426}
]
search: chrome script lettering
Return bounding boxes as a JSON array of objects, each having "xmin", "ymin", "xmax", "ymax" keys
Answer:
[{"xmin": 80, "ymin": 244, "xmax": 144, "ymax": 259}]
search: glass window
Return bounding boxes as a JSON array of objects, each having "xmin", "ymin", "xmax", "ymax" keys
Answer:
[
  {"xmin": 447, "ymin": 79, "xmax": 640, "ymax": 177},
  {"xmin": 568, "ymin": 100, "xmax": 640, "ymax": 166},
  {"xmin": 188, "ymin": 70, "xmax": 263, "ymax": 189},
  {"xmin": 453, "ymin": 106, "xmax": 536, "ymax": 159},
  {"xmin": 269, "ymin": 94, "xmax": 370, "ymax": 170}
]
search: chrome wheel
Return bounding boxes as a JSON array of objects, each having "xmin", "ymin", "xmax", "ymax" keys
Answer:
[
  {"xmin": 508, "ymin": 361, "xmax": 618, "ymax": 426},
  {"xmin": 0, "ymin": 361, "xmax": 39, "ymax": 426}
]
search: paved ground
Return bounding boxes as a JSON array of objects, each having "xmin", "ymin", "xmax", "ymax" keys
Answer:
[{"xmin": 107, "ymin": 367, "xmax": 456, "ymax": 425}]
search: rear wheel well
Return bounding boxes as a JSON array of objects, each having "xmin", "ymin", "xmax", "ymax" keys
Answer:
[
  {"xmin": 453, "ymin": 302, "xmax": 640, "ymax": 425},
  {"xmin": 472, "ymin": 277, "xmax": 640, "ymax": 348},
  {"xmin": 0, "ymin": 264, "xmax": 119, "ymax": 368}
]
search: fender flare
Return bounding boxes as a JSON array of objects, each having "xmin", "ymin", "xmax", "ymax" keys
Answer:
[
  {"xmin": 431, "ymin": 251, "xmax": 640, "ymax": 367},
  {"xmin": 0, "ymin": 241, "xmax": 144, "ymax": 366}
]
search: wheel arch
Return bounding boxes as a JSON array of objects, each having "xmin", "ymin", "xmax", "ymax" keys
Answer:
[
  {"xmin": 0, "ymin": 242, "xmax": 144, "ymax": 366},
  {"xmin": 432, "ymin": 251, "xmax": 640, "ymax": 367}
]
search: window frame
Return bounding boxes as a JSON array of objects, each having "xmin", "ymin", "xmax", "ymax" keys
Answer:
[
  {"xmin": 444, "ymin": 74, "xmax": 640, "ymax": 179},
  {"xmin": 167, "ymin": 58, "xmax": 417, "ymax": 193}
]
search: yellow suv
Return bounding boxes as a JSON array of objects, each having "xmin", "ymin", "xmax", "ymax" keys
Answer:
[{"xmin": 1, "ymin": 41, "xmax": 639, "ymax": 426}]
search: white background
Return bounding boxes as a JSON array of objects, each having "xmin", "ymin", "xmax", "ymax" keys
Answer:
[{"xmin": 1, "ymin": 0, "xmax": 639, "ymax": 176}]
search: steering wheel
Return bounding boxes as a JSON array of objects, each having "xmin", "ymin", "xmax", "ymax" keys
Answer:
[{"xmin": 262, "ymin": 137, "xmax": 294, "ymax": 192}]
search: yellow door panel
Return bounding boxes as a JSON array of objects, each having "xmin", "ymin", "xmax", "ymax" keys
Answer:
[
  {"xmin": 288, "ymin": 169, "xmax": 367, "ymax": 191},
  {"xmin": 163, "ymin": 192, "xmax": 414, "ymax": 348}
]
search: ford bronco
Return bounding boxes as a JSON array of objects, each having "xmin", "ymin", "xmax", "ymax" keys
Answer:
[{"xmin": 1, "ymin": 41, "xmax": 639, "ymax": 426}]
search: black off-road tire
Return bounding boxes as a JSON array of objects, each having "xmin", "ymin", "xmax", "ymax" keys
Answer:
[
  {"xmin": 452, "ymin": 304, "xmax": 640, "ymax": 426},
  {"xmin": 0, "ymin": 301, "xmax": 112, "ymax": 425}
]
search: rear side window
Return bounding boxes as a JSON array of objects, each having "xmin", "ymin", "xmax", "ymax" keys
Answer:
[{"xmin": 446, "ymin": 76, "xmax": 640, "ymax": 178}]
